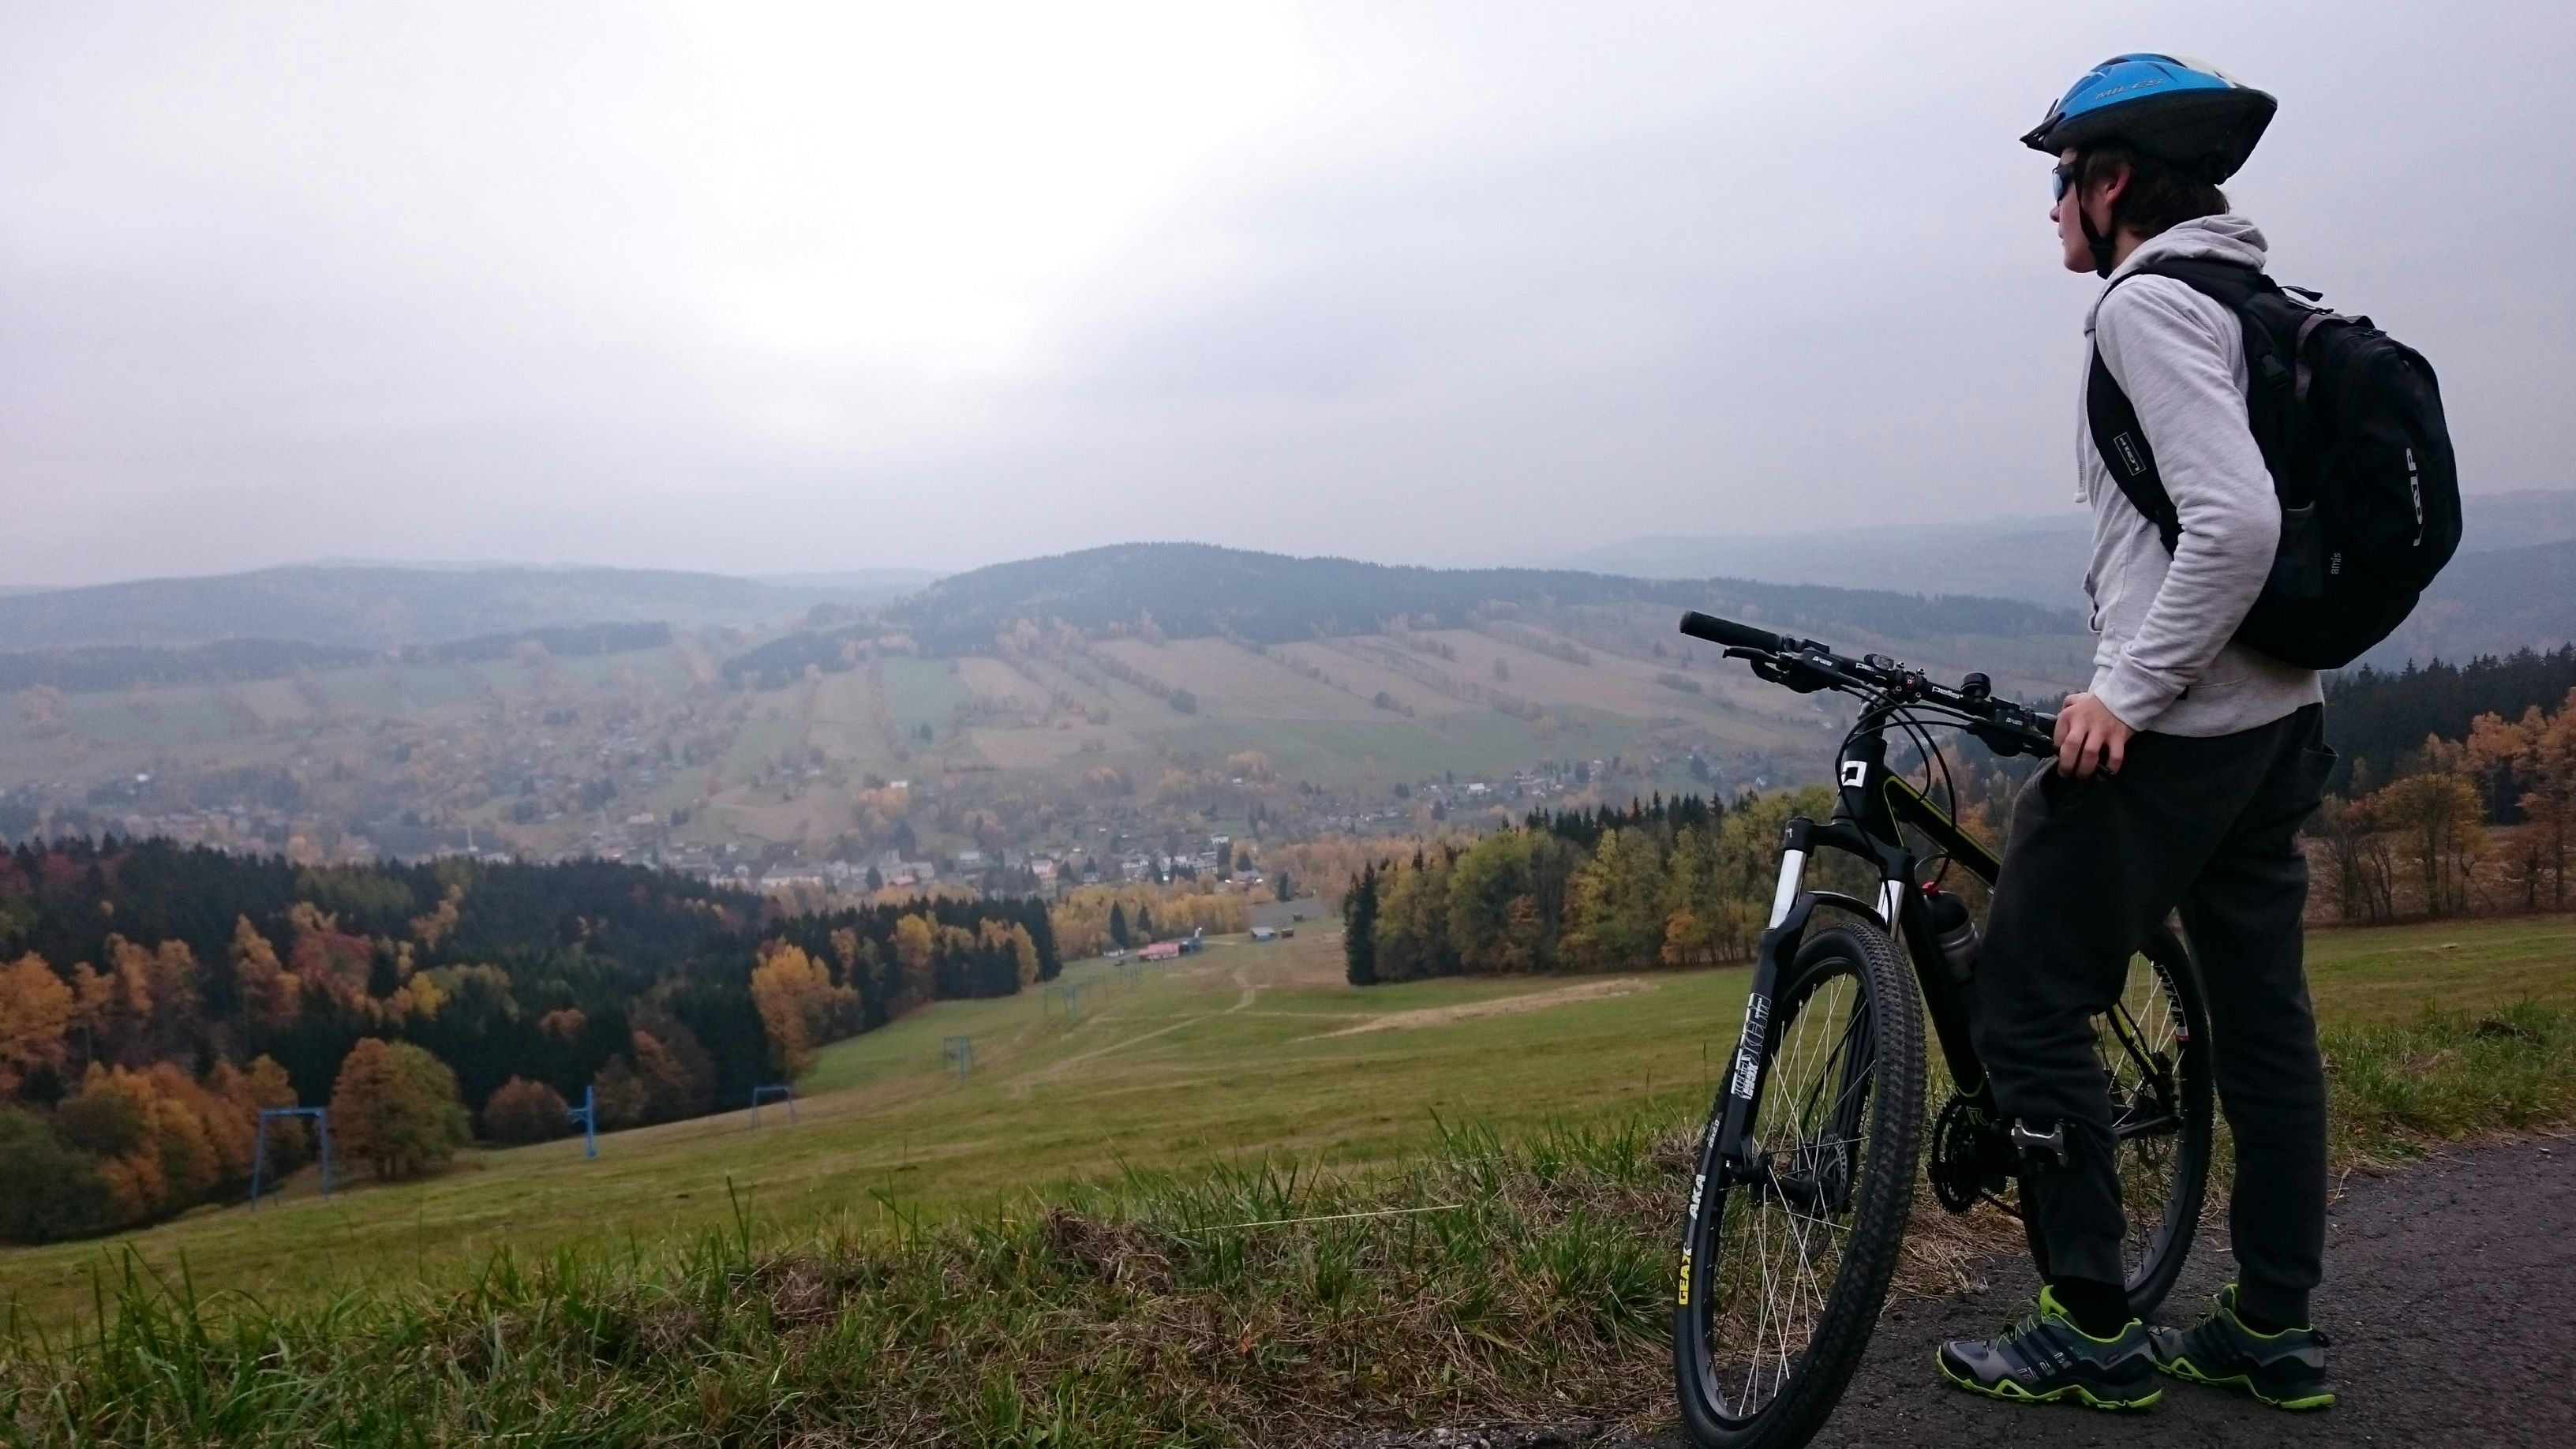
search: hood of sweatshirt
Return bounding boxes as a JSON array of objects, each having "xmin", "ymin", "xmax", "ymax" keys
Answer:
[{"xmin": 2084, "ymin": 213, "xmax": 2269, "ymax": 332}]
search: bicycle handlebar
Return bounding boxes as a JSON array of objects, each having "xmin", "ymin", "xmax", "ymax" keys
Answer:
[
  {"xmin": 1675, "ymin": 611, "xmax": 1790, "ymax": 655},
  {"xmin": 1677, "ymin": 611, "xmax": 2057, "ymax": 758}
]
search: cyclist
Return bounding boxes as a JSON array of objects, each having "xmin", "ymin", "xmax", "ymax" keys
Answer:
[{"xmin": 1934, "ymin": 54, "xmax": 2338, "ymax": 1413}]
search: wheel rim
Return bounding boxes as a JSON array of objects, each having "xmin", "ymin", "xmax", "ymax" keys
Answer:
[
  {"xmin": 2096, "ymin": 950, "xmax": 2194, "ymax": 1285},
  {"xmin": 1695, "ymin": 962, "xmax": 1876, "ymax": 1423}
]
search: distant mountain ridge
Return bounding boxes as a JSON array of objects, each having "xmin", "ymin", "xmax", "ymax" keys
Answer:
[
  {"xmin": 0, "ymin": 564, "xmax": 892, "ymax": 652},
  {"xmin": 0, "ymin": 623, "xmax": 676, "ymax": 695},
  {"xmin": 884, "ymin": 542, "xmax": 2082, "ymax": 655},
  {"xmin": 2374, "ymin": 536, "xmax": 2576, "ymax": 667}
]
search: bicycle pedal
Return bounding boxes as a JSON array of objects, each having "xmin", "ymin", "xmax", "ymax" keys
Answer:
[{"xmin": 2010, "ymin": 1118, "xmax": 2069, "ymax": 1169}]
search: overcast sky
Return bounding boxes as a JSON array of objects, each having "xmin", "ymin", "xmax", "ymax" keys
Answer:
[{"xmin": 3, "ymin": 1, "xmax": 2570, "ymax": 587}]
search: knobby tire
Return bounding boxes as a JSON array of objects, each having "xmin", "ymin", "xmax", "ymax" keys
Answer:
[{"xmin": 1673, "ymin": 923, "xmax": 1923, "ymax": 1449}]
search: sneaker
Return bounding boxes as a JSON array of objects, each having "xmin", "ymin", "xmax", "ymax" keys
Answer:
[
  {"xmin": 1935, "ymin": 1285, "xmax": 2163, "ymax": 1410},
  {"xmin": 2149, "ymin": 1284, "xmax": 2335, "ymax": 1410}
]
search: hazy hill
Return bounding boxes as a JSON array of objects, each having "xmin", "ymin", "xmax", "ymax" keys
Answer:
[
  {"xmin": 0, "ymin": 565, "xmax": 892, "ymax": 652},
  {"xmin": 0, "ymin": 623, "xmax": 676, "ymax": 695},
  {"xmin": 2372, "ymin": 537, "xmax": 2576, "ymax": 667},
  {"xmin": 886, "ymin": 542, "xmax": 2080, "ymax": 654},
  {"xmin": 1564, "ymin": 489, "xmax": 2576, "ymax": 603},
  {"xmin": 1562, "ymin": 515, "xmax": 2097, "ymax": 607},
  {"xmin": 1566, "ymin": 489, "xmax": 2576, "ymax": 665}
]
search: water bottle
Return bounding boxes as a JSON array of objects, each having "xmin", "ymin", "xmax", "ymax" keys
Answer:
[{"xmin": 1925, "ymin": 887, "xmax": 1979, "ymax": 983}]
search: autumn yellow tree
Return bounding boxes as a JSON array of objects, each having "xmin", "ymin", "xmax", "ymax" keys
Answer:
[
  {"xmin": 749, "ymin": 941, "xmax": 857, "ymax": 1074},
  {"xmin": 2467, "ymin": 689, "xmax": 2576, "ymax": 909},
  {"xmin": 329, "ymin": 1038, "xmax": 469, "ymax": 1181},
  {"xmin": 2369, "ymin": 739, "xmax": 2487, "ymax": 916},
  {"xmin": 890, "ymin": 913, "xmax": 938, "ymax": 1009},
  {"xmin": 103, "ymin": 935, "xmax": 200, "ymax": 1062},
  {"xmin": 0, "ymin": 953, "xmax": 73, "ymax": 1097},
  {"xmin": 237, "ymin": 1053, "xmax": 307, "ymax": 1170},
  {"xmin": 978, "ymin": 919, "xmax": 1042, "ymax": 987},
  {"xmin": 53, "ymin": 1061, "xmax": 253, "ymax": 1226},
  {"xmin": 229, "ymin": 916, "xmax": 302, "ymax": 1029}
]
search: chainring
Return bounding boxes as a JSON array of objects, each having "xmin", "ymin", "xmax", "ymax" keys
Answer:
[{"xmin": 1928, "ymin": 1094, "xmax": 2014, "ymax": 1215}]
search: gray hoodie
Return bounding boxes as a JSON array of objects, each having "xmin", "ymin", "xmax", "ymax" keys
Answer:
[{"xmin": 2079, "ymin": 214, "xmax": 2322, "ymax": 737}]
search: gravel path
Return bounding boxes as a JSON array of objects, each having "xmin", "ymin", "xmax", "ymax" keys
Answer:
[{"xmin": 1362, "ymin": 1136, "xmax": 2576, "ymax": 1449}]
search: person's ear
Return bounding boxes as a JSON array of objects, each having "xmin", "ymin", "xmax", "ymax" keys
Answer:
[{"xmin": 2087, "ymin": 163, "xmax": 2129, "ymax": 230}]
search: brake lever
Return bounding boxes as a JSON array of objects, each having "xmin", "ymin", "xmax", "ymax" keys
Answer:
[
  {"xmin": 1968, "ymin": 712, "xmax": 2057, "ymax": 759},
  {"xmin": 1741, "ymin": 650, "xmax": 1839, "ymax": 695}
]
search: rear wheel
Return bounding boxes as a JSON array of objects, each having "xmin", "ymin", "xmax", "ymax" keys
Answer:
[
  {"xmin": 2020, "ymin": 927, "xmax": 2214, "ymax": 1316},
  {"xmin": 1674, "ymin": 923, "xmax": 1923, "ymax": 1449}
]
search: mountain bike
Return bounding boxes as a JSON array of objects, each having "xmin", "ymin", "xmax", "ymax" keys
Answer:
[{"xmin": 1668, "ymin": 612, "xmax": 2213, "ymax": 1448}]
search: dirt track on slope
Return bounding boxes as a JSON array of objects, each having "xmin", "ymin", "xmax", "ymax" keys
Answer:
[
  {"xmin": 1339, "ymin": 1136, "xmax": 2575, "ymax": 1449},
  {"xmin": 1316, "ymin": 979, "xmax": 1659, "ymax": 1037}
]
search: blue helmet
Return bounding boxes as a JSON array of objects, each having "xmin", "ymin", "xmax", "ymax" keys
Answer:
[{"xmin": 2022, "ymin": 54, "xmax": 2276, "ymax": 182}]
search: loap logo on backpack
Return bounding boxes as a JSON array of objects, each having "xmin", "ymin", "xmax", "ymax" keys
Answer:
[
  {"xmin": 2084, "ymin": 257, "xmax": 2460, "ymax": 669},
  {"xmin": 2112, "ymin": 431, "xmax": 2147, "ymax": 478},
  {"xmin": 2407, "ymin": 447, "xmax": 2424, "ymax": 546}
]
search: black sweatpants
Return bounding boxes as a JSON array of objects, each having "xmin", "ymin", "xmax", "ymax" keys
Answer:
[{"xmin": 1973, "ymin": 702, "xmax": 2334, "ymax": 1328}]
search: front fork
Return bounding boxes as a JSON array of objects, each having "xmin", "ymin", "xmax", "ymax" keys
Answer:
[
  {"xmin": 1681, "ymin": 818, "xmax": 1902, "ymax": 1308},
  {"xmin": 1710, "ymin": 820, "xmax": 1909, "ymax": 1185}
]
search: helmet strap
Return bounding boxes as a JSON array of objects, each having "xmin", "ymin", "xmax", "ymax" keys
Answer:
[
  {"xmin": 2074, "ymin": 148, "xmax": 2117, "ymax": 278},
  {"xmin": 2081, "ymin": 209, "xmax": 2116, "ymax": 279}
]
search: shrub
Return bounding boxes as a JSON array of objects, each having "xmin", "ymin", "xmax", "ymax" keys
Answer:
[
  {"xmin": 481, "ymin": 1076, "xmax": 570, "ymax": 1144},
  {"xmin": 0, "ymin": 1106, "xmax": 112, "ymax": 1243}
]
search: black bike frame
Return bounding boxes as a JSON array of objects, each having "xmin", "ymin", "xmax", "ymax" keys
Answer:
[{"xmin": 1706, "ymin": 726, "xmax": 2002, "ymax": 1185}]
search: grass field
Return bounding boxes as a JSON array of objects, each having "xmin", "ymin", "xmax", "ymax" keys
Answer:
[{"xmin": 3, "ymin": 912, "xmax": 2570, "ymax": 1339}]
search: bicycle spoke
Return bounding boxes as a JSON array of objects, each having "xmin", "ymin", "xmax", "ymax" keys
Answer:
[
  {"xmin": 2087, "ymin": 952, "xmax": 2192, "ymax": 1279},
  {"xmin": 1702, "ymin": 965, "xmax": 1876, "ymax": 1420}
]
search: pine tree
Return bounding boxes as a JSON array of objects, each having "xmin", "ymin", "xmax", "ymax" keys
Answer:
[
  {"xmin": 1108, "ymin": 901, "xmax": 1129, "ymax": 949},
  {"xmin": 1342, "ymin": 865, "xmax": 1380, "ymax": 986}
]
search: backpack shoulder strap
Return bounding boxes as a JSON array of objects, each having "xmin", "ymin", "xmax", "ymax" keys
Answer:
[
  {"xmin": 2084, "ymin": 258, "xmax": 2278, "ymax": 553},
  {"xmin": 2085, "ymin": 269, "xmax": 2181, "ymax": 553},
  {"xmin": 2126, "ymin": 256, "xmax": 2269, "ymax": 308}
]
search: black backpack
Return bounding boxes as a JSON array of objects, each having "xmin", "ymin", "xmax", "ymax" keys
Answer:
[{"xmin": 2085, "ymin": 258, "xmax": 2460, "ymax": 669}]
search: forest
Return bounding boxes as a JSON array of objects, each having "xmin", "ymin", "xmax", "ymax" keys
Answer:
[
  {"xmin": 1342, "ymin": 787, "xmax": 1872, "ymax": 986},
  {"xmin": 1342, "ymin": 662, "xmax": 2576, "ymax": 987},
  {"xmin": 0, "ymin": 840, "xmax": 1057, "ymax": 1242},
  {"xmin": 2323, "ymin": 645, "xmax": 2576, "ymax": 792}
]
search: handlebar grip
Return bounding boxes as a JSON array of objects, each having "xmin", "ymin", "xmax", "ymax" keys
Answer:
[{"xmin": 1678, "ymin": 611, "xmax": 1787, "ymax": 653}]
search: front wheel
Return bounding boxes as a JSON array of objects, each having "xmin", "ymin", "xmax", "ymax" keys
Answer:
[{"xmin": 1674, "ymin": 923, "xmax": 1924, "ymax": 1449}]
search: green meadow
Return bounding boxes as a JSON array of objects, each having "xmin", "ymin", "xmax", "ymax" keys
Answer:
[{"xmin": 3, "ymin": 912, "xmax": 2571, "ymax": 1335}]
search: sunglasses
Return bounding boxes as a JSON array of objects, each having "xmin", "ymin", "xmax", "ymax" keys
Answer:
[{"xmin": 2051, "ymin": 159, "xmax": 2081, "ymax": 201}]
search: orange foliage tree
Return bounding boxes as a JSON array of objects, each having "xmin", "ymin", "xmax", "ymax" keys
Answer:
[
  {"xmin": 482, "ymin": 1076, "xmax": 570, "ymax": 1144},
  {"xmin": 330, "ymin": 1038, "xmax": 469, "ymax": 1181},
  {"xmin": 0, "ymin": 953, "xmax": 75, "ymax": 1097}
]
